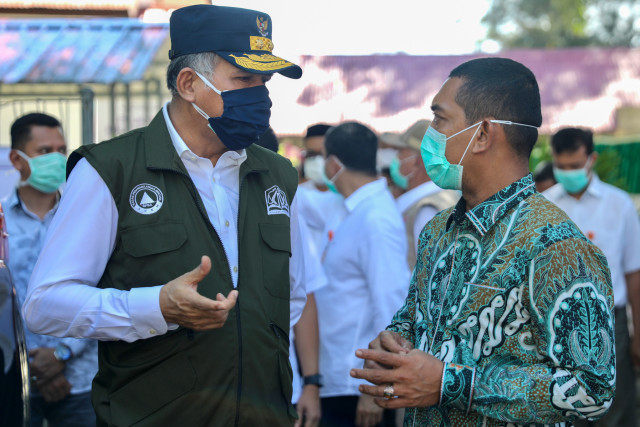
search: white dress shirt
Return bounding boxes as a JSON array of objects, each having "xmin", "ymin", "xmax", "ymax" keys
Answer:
[
  {"xmin": 314, "ymin": 178, "xmax": 410, "ymax": 398},
  {"xmin": 544, "ymin": 174, "xmax": 640, "ymax": 306},
  {"xmin": 395, "ymin": 180, "xmax": 441, "ymax": 254},
  {"xmin": 23, "ymin": 104, "xmax": 306, "ymax": 342}
]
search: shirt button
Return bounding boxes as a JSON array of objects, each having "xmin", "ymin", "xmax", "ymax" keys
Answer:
[
  {"xmin": 225, "ymin": 220, "xmax": 230, "ymax": 227},
  {"xmin": 149, "ymin": 328, "xmax": 157, "ymax": 335},
  {"xmin": 233, "ymin": 266, "xmax": 238, "ymax": 273}
]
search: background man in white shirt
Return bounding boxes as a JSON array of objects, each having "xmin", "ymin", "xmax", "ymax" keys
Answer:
[
  {"xmin": 388, "ymin": 119, "xmax": 458, "ymax": 269},
  {"xmin": 544, "ymin": 127, "xmax": 640, "ymax": 427},
  {"xmin": 316, "ymin": 122, "xmax": 410, "ymax": 427}
]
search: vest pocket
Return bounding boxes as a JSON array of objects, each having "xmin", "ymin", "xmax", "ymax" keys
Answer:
[
  {"xmin": 108, "ymin": 352, "xmax": 196, "ymax": 426},
  {"xmin": 120, "ymin": 221, "xmax": 187, "ymax": 258},
  {"xmin": 259, "ymin": 222, "xmax": 291, "ymax": 335},
  {"xmin": 259, "ymin": 223, "xmax": 291, "ymax": 300}
]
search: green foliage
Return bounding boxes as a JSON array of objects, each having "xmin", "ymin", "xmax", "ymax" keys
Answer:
[
  {"xmin": 483, "ymin": 0, "xmax": 640, "ymax": 48},
  {"xmin": 593, "ymin": 146, "xmax": 629, "ymax": 190}
]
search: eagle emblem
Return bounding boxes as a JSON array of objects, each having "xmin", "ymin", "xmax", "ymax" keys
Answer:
[{"xmin": 256, "ymin": 16, "xmax": 269, "ymax": 37}]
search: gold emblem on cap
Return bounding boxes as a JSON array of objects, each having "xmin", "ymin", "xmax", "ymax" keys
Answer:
[
  {"xmin": 230, "ymin": 54, "xmax": 293, "ymax": 72},
  {"xmin": 250, "ymin": 36, "xmax": 274, "ymax": 52},
  {"xmin": 256, "ymin": 16, "xmax": 269, "ymax": 37}
]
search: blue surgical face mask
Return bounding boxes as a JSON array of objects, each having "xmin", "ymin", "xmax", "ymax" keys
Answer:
[
  {"xmin": 321, "ymin": 156, "xmax": 344, "ymax": 195},
  {"xmin": 420, "ymin": 120, "xmax": 539, "ymax": 190},
  {"xmin": 192, "ymin": 71, "xmax": 272, "ymax": 151},
  {"xmin": 553, "ymin": 157, "xmax": 593, "ymax": 194},
  {"xmin": 17, "ymin": 150, "xmax": 66, "ymax": 194}
]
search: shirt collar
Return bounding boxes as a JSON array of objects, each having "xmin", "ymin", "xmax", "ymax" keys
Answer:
[
  {"xmin": 395, "ymin": 181, "xmax": 440, "ymax": 213},
  {"xmin": 447, "ymin": 173, "xmax": 536, "ymax": 236},
  {"xmin": 344, "ymin": 178, "xmax": 388, "ymax": 213},
  {"xmin": 550, "ymin": 172, "xmax": 603, "ymax": 200},
  {"xmin": 162, "ymin": 102, "xmax": 247, "ymax": 166},
  {"xmin": 5, "ymin": 187, "xmax": 60, "ymax": 219},
  {"xmin": 585, "ymin": 173, "xmax": 603, "ymax": 198}
]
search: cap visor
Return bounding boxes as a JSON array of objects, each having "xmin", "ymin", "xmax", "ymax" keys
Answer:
[{"xmin": 219, "ymin": 51, "xmax": 302, "ymax": 79}]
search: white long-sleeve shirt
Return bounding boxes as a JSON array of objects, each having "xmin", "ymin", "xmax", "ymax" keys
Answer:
[
  {"xmin": 23, "ymin": 104, "xmax": 306, "ymax": 342},
  {"xmin": 315, "ymin": 178, "xmax": 410, "ymax": 397}
]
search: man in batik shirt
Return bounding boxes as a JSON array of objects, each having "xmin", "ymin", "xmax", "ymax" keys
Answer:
[{"xmin": 351, "ymin": 57, "xmax": 615, "ymax": 426}]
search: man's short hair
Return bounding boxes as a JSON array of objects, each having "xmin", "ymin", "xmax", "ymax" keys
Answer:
[
  {"xmin": 550, "ymin": 127, "xmax": 594, "ymax": 155},
  {"xmin": 305, "ymin": 124, "xmax": 331, "ymax": 139},
  {"xmin": 324, "ymin": 122, "xmax": 378, "ymax": 176},
  {"xmin": 166, "ymin": 52, "xmax": 219, "ymax": 96},
  {"xmin": 533, "ymin": 161, "xmax": 555, "ymax": 183},
  {"xmin": 11, "ymin": 113, "xmax": 62, "ymax": 150},
  {"xmin": 449, "ymin": 57, "xmax": 542, "ymax": 159}
]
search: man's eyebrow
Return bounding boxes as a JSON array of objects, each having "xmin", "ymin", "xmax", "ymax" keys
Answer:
[{"xmin": 431, "ymin": 104, "xmax": 443, "ymax": 113}]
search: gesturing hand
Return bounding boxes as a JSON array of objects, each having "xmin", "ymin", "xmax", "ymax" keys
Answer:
[{"xmin": 160, "ymin": 256, "xmax": 238, "ymax": 330}]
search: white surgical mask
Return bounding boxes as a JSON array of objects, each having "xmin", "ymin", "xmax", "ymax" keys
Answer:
[{"xmin": 303, "ymin": 156, "xmax": 326, "ymax": 186}]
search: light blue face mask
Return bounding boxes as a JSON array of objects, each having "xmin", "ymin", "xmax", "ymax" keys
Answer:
[
  {"xmin": 553, "ymin": 157, "xmax": 593, "ymax": 194},
  {"xmin": 420, "ymin": 120, "xmax": 539, "ymax": 190}
]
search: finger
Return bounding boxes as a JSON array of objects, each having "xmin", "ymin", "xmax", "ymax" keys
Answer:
[
  {"xmin": 350, "ymin": 367, "xmax": 397, "ymax": 385},
  {"xmin": 380, "ymin": 331, "xmax": 412, "ymax": 354},
  {"xmin": 355, "ymin": 349, "xmax": 404, "ymax": 368},
  {"xmin": 214, "ymin": 289, "xmax": 239, "ymax": 309},
  {"xmin": 184, "ymin": 255, "xmax": 212, "ymax": 284}
]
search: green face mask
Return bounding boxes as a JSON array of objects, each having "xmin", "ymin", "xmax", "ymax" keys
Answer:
[
  {"xmin": 389, "ymin": 155, "xmax": 415, "ymax": 190},
  {"xmin": 553, "ymin": 158, "xmax": 592, "ymax": 194},
  {"xmin": 321, "ymin": 157, "xmax": 344, "ymax": 195},
  {"xmin": 17, "ymin": 151, "xmax": 66, "ymax": 193}
]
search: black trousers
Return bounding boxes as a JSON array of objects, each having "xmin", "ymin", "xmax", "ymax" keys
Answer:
[{"xmin": 320, "ymin": 396, "xmax": 396, "ymax": 427}]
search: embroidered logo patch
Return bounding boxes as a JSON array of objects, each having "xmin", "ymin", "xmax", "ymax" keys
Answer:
[
  {"xmin": 265, "ymin": 185, "xmax": 289, "ymax": 217},
  {"xmin": 256, "ymin": 16, "xmax": 269, "ymax": 37},
  {"xmin": 130, "ymin": 183, "xmax": 163, "ymax": 215}
]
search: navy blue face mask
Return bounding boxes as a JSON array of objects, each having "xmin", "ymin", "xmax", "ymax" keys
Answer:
[{"xmin": 192, "ymin": 71, "xmax": 272, "ymax": 151}]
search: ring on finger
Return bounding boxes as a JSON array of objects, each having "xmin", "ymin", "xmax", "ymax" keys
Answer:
[{"xmin": 383, "ymin": 385, "xmax": 394, "ymax": 400}]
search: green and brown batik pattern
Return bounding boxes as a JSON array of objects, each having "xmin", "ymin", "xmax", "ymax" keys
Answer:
[{"xmin": 388, "ymin": 174, "xmax": 615, "ymax": 427}]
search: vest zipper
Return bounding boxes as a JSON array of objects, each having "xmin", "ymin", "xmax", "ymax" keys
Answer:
[{"xmin": 233, "ymin": 171, "xmax": 248, "ymax": 427}]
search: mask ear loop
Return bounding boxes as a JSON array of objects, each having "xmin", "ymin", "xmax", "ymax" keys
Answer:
[
  {"xmin": 328, "ymin": 155, "xmax": 345, "ymax": 182},
  {"xmin": 456, "ymin": 123, "xmax": 482, "ymax": 166},
  {"xmin": 194, "ymin": 70, "xmax": 223, "ymax": 95}
]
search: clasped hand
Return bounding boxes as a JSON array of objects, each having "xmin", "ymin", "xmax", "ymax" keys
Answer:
[
  {"xmin": 350, "ymin": 330, "xmax": 444, "ymax": 410},
  {"xmin": 160, "ymin": 256, "xmax": 238, "ymax": 330}
]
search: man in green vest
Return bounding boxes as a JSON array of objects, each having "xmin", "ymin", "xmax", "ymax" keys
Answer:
[{"xmin": 23, "ymin": 4, "xmax": 308, "ymax": 426}]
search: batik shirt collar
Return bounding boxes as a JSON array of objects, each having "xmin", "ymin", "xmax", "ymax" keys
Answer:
[{"xmin": 446, "ymin": 173, "xmax": 536, "ymax": 236}]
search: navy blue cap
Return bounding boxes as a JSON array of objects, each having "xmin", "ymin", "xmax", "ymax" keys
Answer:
[{"xmin": 169, "ymin": 4, "xmax": 302, "ymax": 79}]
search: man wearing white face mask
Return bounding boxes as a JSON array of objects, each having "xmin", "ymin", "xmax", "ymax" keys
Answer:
[
  {"xmin": 352, "ymin": 58, "xmax": 615, "ymax": 426},
  {"xmin": 544, "ymin": 127, "xmax": 640, "ymax": 427},
  {"xmin": 388, "ymin": 119, "xmax": 458, "ymax": 269},
  {"xmin": 4, "ymin": 113, "xmax": 98, "ymax": 426}
]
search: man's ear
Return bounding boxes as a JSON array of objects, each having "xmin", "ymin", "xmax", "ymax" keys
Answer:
[
  {"xmin": 471, "ymin": 119, "xmax": 496, "ymax": 155},
  {"xmin": 175, "ymin": 68, "xmax": 199, "ymax": 103},
  {"xmin": 9, "ymin": 149, "xmax": 24, "ymax": 171}
]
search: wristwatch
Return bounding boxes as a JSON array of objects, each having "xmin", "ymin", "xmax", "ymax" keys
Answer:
[
  {"xmin": 303, "ymin": 374, "xmax": 323, "ymax": 387},
  {"xmin": 53, "ymin": 344, "xmax": 72, "ymax": 362}
]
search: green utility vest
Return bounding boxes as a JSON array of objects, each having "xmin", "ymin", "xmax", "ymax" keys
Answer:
[{"xmin": 68, "ymin": 111, "xmax": 298, "ymax": 427}]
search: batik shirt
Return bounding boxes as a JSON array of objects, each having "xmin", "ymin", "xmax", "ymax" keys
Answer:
[{"xmin": 388, "ymin": 174, "xmax": 615, "ymax": 426}]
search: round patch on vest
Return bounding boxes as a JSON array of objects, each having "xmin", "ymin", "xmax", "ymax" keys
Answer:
[{"xmin": 129, "ymin": 183, "xmax": 164, "ymax": 215}]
